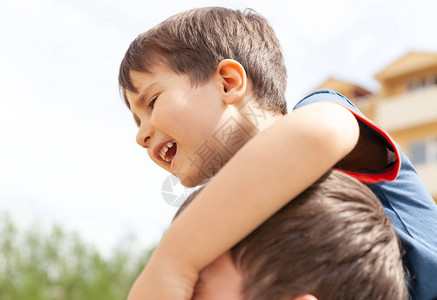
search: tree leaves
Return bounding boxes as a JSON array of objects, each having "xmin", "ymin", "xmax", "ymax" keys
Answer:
[{"xmin": 0, "ymin": 212, "xmax": 154, "ymax": 300}]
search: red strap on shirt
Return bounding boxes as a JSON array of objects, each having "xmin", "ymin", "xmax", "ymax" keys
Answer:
[{"xmin": 330, "ymin": 102, "xmax": 401, "ymax": 184}]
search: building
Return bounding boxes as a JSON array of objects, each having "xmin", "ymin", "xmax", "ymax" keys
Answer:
[{"xmin": 315, "ymin": 52, "xmax": 437, "ymax": 202}]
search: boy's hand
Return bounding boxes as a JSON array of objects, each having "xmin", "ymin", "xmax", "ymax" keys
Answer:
[{"xmin": 127, "ymin": 250, "xmax": 198, "ymax": 300}]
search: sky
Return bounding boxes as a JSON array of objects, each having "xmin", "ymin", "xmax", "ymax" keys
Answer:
[{"xmin": 1, "ymin": 0, "xmax": 437, "ymax": 255}]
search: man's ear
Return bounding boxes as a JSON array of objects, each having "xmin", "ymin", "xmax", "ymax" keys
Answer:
[
  {"xmin": 216, "ymin": 59, "xmax": 247, "ymax": 105},
  {"xmin": 291, "ymin": 295, "xmax": 318, "ymax": 300}
]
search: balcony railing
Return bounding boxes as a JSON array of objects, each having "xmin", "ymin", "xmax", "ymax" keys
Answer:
[{"xmin": 372, "ymin": 86, "xmax": 437, "ymax": 132}]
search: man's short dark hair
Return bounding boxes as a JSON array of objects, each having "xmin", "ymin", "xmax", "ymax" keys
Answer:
[{"xmin": 175, "ymin": 170, "xmax": 408, "ymax": 300}]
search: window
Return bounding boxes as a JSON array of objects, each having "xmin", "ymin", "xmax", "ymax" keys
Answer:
[
  {"xmin": 426, "ymin": 74, "xmax": 437, "ymax": 86},
  {"xmin": 407, "ymin": 74, "xmax": 437, "ymax": 91},
  {"xmin": 409, "ymin": 137, "xmax": 437, "ymax": 166},
  {"xmin": 408, "ymin": 79, "xmax": 426, "ymax": 92}
]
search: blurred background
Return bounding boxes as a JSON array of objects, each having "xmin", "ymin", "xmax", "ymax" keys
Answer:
[{"xmin": 1, "ymin": 0, "xmax": 436, "ymax": 298}]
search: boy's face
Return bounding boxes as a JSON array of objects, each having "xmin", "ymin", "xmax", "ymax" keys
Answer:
[{"xmin": 126, "ymin": 62, "xmax": 246, "ymax": 187}]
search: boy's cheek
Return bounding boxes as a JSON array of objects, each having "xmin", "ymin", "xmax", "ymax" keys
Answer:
[{"xmin": 151, "ymin": 108, "xmax": 179, "ymax": 137}]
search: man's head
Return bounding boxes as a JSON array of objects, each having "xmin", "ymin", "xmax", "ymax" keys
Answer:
[
  {"xmin": 118, "ymin": 7, "xmax": 287, "ymax": 187},
  {"xmin": 175, "ymin": 170, "xmax": 408, "ymax": 300}
]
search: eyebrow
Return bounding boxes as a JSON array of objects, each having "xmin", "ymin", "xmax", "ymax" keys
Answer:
[{"xmin": 128, "ymin": 81, "xmax": 159, "ymax": 128}]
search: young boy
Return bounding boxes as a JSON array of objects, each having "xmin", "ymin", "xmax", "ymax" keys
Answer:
[
  {"xmin": 174, "ymin": 170, "xmax": 408, "ymax": 300},
  {"xmin": 118, "ymin": 7, "xmax": 437, "ymax": 300}
]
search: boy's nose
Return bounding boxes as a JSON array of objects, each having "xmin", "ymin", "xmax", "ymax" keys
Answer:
[{"xmin": 136, "ymin": 128, "xmax": 152, "ymax": 148}]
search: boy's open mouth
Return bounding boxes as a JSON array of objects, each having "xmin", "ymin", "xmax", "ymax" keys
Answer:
[{"xmin": 158, "ymin": 140, "xmax": 177, "ymax": 164}]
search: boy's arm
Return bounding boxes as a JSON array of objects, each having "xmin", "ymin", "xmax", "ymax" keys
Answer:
[{"xmin": 128, "ymin": 101, "xmax": 360, "ymax": 300}]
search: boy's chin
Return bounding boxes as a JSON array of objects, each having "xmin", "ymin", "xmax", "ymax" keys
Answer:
[{"xmin": 177, "ymin": 171, "xmax": 209, "ymax": 188}]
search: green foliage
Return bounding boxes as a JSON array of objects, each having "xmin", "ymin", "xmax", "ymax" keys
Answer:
[{"xmin": 0, "ymin": 212, "xmax": 155, "ymax": 300}]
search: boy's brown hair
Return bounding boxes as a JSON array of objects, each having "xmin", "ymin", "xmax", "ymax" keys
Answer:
[
  {"xmin": 175, "ymin": 170, "xmax": 408, "ymax": 300},
  {"xmin": 119, "ymin": 7, "xmax": 288, "ymax": 114}
]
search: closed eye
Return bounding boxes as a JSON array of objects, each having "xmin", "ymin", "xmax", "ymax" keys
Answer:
[
  {"xmin": 148, "ymin": 94, "xmax": 159, "ymax": 109},
  {"xmin": 191, "ymin": 280, "xmax": 204, "ymax": 299}
]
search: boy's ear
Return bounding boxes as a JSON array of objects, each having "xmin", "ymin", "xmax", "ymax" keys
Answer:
[{"xmin": 216, "ymin": 59, "xmax": 247, "ymax": 105}]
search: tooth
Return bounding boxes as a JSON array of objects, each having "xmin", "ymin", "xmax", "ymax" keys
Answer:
[{"xmin": 158, "ymin": 141, "xmax": 176, "ymax": 162}]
